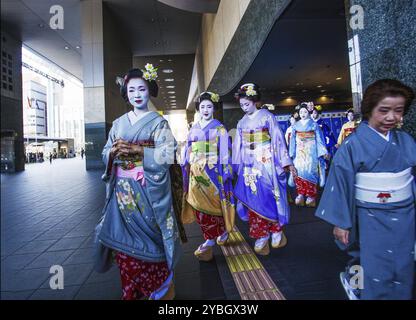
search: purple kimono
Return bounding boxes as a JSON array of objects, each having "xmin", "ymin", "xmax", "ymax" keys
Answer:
[
  {"xmin": 233, "ymin": 109, "xmax": 293, "ymax": 225},
  {"xmin": 181, "ymin": 119, "xmax": 235, "ymax": 231}
]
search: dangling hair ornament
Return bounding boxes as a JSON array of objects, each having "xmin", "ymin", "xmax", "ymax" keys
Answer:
[
  {"xmin": 115, "ymin": 76, "xmax": 125, "ymax": 87},
  {"xmin": 142, "ymin": 63, "xmax": 158, "ymax": 81}
]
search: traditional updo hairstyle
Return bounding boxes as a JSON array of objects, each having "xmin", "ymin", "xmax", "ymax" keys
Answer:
[
  {"xmin": 195, "ymin": 91, "xmax": 222, "ymax": 111},
  {"xmin": 234, "ymin": 83, "xmax": 262, "ymax": 108},
  {"xmin": 288, "ymin": 111, "xmax": 300, "ymax": 126},
  {"xmin": 298, "ymin": 103, "xmax": 309, "ymax": 114},
  {"xmin": 361, "ymin": 79, "xmax": 414, "ymax": 120},
  {"xmin": 119, "ymin": 68, "xmax": 159, "ymax": 103}
]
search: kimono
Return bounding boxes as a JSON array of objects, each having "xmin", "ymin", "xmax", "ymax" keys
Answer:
[
  {"xmin": 233, "ymin": 109, "xmax": 292, "ymax": 231},
  {"xmin": 289, "ymin": 119, "xmax": 328, "ymax": 198},
  {"xmin": 316, "ymin": 122, "xmax": 416, "ymax": 300},
  {"xmin": 285, "ymin": 126, "xmax": 293, "ymax": 148},
  {"xmin": 181, "ymin": 119, "xmax": 235, "ymax": 237},
  {"xmin": 94, "ymin": 111, "xmax": 182, "ymax": 299},
  {"xmin": 337, "ymin": 121, "xmax": 357, "ymax": 146},
  {"xmin": 314, "ymin": 118, "xmax": 337, "ymax": 157}
]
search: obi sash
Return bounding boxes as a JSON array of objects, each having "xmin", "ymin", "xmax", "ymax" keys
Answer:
[
  {"xmin": 116, "ymin": 166, "xmax": 146, "ymax": 186},
  {"xmin": 190, "ymin": 140, "xmax": 218, "ymax": 164},
  {"xmin": 296, "ymin": 130, "xmax": 316, "ymax": 141},
  {"xmin": 355, "ymin": 168, "xmax": 414, "ymax": 204},
  {"xmin": 242, "ymin": 127, "xmax": 271, "ymax": 150}
]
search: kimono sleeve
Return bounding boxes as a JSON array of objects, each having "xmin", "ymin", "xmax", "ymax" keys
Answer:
[
  {"xmin": 232, "ymin": 121, "xmax": 243, "ymax": 175},
  {"xmin": 144, "ymin": 119, "xmax": 181, "ymax": 270},
  {"xmin": 144, "ymin": 119, "xmax": 176, "ymax": 173},
  {"xmin": 180, "ymin": 131, "xmax": 192, "ymax": 192},
  {"xmin": 315, "ymin": 142, "xmax": 356, "ymax": 231},
  {"xmin": 102, "ymin": 120, "xmax": 117, "ymax": 181},
  {"xmin": 289, "ymin": 127, "xmax": 296, "ymax": 158},
  {"xmin": 337, "ymin": 124, "xmax": 346, "ymax": 146},
  {"xmin": 315, "ymin": 123, "xmax": 329, "ymax": 158},
  {"xmin": 217, "ymin": 125, "xmax": 233, "ymax": 180},
  {"xmin": 268, "ymin": 115, "xmax": 292, "ymax": 168}
]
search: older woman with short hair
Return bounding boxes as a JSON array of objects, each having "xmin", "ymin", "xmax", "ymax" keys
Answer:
[{"xmin": 316, "ymin": 79, "xmax": 416, "ymax": 300}]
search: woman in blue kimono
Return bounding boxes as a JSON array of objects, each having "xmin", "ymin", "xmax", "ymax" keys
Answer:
[
  {"xmin": 181, "ymin": 92, "xmax": 235, "ymax": 262},
  {"xmin": 94, "ymin": 66, "xmax": 182, "ymax": 300},
  {"xmin": 233, "ymin": 83, "xmax": 297, "ymax": 255},
  {"xmin": 289, "ymin": 104, "xmax": 328, "ymax": 207},
  {"xmin": 311, "ymin": 105, "xmax": 337, "ymax": 158},
  {"xmin": 316, "ymin": 79, "xmax": 416, "ymax": 300}
]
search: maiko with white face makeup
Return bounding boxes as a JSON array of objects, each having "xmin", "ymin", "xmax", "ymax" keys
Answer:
[
  {"xmin": 182, "ymin": 91, "xmax": 235, "ymax": 262},
  {"xmin": 198, "ymin": 99, "xmax": 215, "ymax": 123},
  {"xmin": 289, "ymin": 106, "xmax": 328, "ymax": 208},
  {"xmin": 233, "ymin": 83, "xmax": 297, "ymax": 255},
  {"xmin": 299, "ymin": 107, "xmax": 310, "ymax": 120},
  {"xmin": 96, "ymin": 66, "xmax": 181, "ymax": 301},
  {"xmin": 239, "ymin": 97, "xmax": 257, "ymax": 115},
  {"xmin": 127, "ymin": 78, "xmax": 150, "ymax": 110},
  {"xmin": 337, "ymin": 109, "xmax": 358, "ymax": 147}
]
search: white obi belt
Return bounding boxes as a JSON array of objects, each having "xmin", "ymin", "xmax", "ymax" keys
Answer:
[{"xmin": 355, "ymin": 168, "xmax": 414, "ymax": 204}]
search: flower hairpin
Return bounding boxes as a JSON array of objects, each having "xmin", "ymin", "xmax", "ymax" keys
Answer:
[
  {"xmin": 210, "ymin": 92, "xmax": 220, "ymax": 103},
  {"xmin": 245, "ymin": 85, "xmax": 257, "ymax": 97},
  {"xmin": 315, "ymin": 105, "xmax": 323, "ymax": 111},
  {"xmin": 142, "ymin": 63, "xmax": 158, "ymax": 81}
]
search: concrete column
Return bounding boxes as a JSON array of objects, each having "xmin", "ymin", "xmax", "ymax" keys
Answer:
[
  {"xmin": 81, "ymin": 0, "xmax": 132, "ymax": 170},
  {"xmin": 0, "ymin": 31, "xmax": 24, "ymax": 172},
  {"xmin": 344, "ymin": 0, "xmax": 416, "ymax": 136}
]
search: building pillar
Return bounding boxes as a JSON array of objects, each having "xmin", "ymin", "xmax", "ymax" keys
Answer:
[
  {"xmin": 0, "ymin": 31, "xmax": 24, "ymax": 172},
  {"xmin": 81, "ymin": 0, "xmax": 132, "ymax": 170},
  {"xmin": 344, "ymin": 0, "xmax": 416, "ymax": 136}
]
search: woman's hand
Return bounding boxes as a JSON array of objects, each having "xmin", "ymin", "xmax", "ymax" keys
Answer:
[
  {"xmin": 111, "ymin": 139, "xmax": 144, "ymax": 159},
  {"xmin": 333, "ymin": 226, "xmax": 349, "ymax": 245}
]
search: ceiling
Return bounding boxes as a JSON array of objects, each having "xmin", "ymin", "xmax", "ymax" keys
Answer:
[
  {"xmin": 1, "ymin": 0, "xmax": 202, "ymax": 111},
  {"xmin": 222, "ymin": 0, "xmax": 352, "ymax": 109},
  {"xmin": 133, "ymin": 54, "xmax": 195, "ymax": 112},
  {"xmin": 1, "ymin": 0, "xmax": 83, "ymax": 79},
  {"xmin": 2, "ymin": 0, "xmax": 353, "ymax": 113}
]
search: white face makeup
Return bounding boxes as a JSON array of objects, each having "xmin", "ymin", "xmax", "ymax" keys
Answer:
[
  {"xmin": 290, "ymin": 116, "xmax": 297, "ymax": 126},
  {"xmin": 199, "ymin": 99, "xmax": 215, "ymax": 122},
  {"xmin": 240, "ymin": 97, "xmax": 257, "ymax": 115},
  {"xmin": 299, "ymin": 107, "xmax": 310, "ymax": 120},
  {"xmin": 127, "ymin": 78, "xmax": 150, "ymax": 109},
  {"xmin": 311, "ymin": 110, "xmax": 319, "ymax": 120},
  {"xmin": 307, "ymin": 102, "xmax": 315, "ymax": 113},
  {"xmin": 347, "ymin": 112, "xmax": 354, "ymax": 122}
]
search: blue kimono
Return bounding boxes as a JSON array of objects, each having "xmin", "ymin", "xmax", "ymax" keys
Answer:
[
  {"xmin": 316, "ymin": 122, "xmax": 416, "ymax": 299},
  {"xmin": 314, "ymin": 118, "xmax": 337, "ymax": 157},
  {"xmin": 289, "ymin": 119, "xmax": 328, "ymax": 196},
  {"xmin": 94, "ymin": 111, "xmax": 182, "ymax": 274}
]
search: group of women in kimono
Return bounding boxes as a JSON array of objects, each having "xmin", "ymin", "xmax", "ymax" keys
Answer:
[{"xmin": 93, "ymin": 63, "xmax": 415, "ymax": 301}]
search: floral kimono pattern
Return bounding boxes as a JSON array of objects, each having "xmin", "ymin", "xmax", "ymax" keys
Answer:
[
  {"xmin": 233, "ymin": 109, "xmax": 293, "ymax": 230},
  {"xmin": 181, "ymin": 119, "xmax": 235, "ymax": 238}
]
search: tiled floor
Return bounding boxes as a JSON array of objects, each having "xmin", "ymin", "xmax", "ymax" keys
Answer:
[
  {"xmin": 0, "ymin": 158, "xmax": 225, "ymax": 300},
  {"xmin": 4, "ymin": 158, "xmax": 407, "ymax": 300}
]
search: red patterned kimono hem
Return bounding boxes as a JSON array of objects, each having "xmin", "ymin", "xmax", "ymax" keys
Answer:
[
  {"xmin": 295, "ymin": 176, "xmax": 318, "ymax": 198},
  {"xmin": 115, "ymin": 251, "xmax": 170, "ymax": 300},
  {"xmin": 248, "ymin": 210, "xmax": 281, "ymax": 238},
  {"xmin": 195, "ymin": 211, "xmax": 226, "ymax": 240}
]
